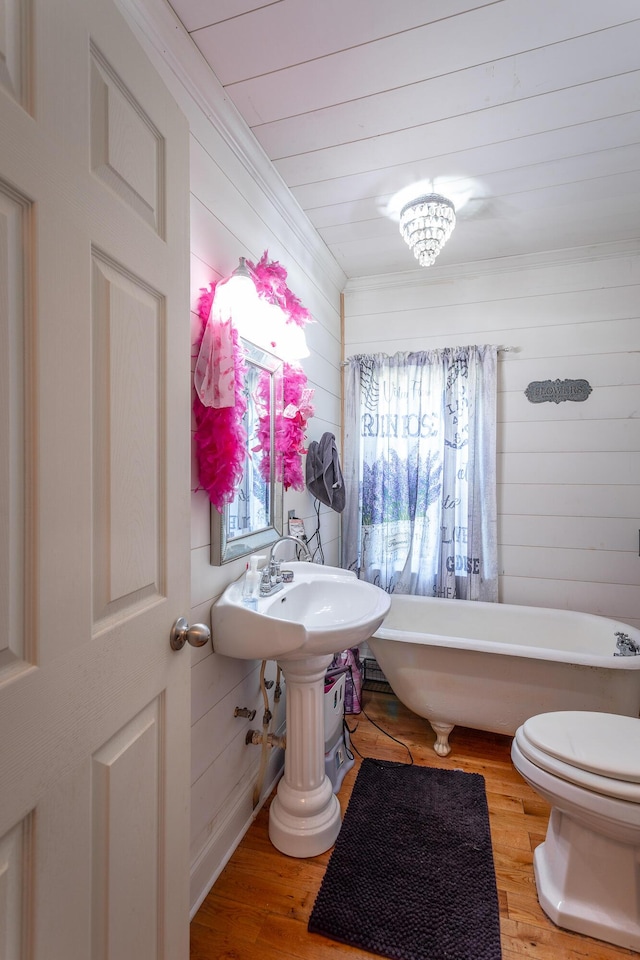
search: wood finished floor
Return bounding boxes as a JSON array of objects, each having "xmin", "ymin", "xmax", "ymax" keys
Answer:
[{"xmin": 191, "ymin": 690, "xmax": 638, "ymax": 960}]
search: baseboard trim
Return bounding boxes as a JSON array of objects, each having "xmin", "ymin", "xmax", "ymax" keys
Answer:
[{"xmin": 189, "ymin": 763, "xmax": 284, "ymax": 918}]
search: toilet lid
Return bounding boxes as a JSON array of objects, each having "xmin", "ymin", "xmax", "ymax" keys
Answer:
[{"xmin": 522, "ymin": 711, "xmax": 640, "ymax": 784}]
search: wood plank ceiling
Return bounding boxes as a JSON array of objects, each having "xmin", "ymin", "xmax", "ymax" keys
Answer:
[{"xmin": 166, "ymin": 0, "xmax": 640, "ymax": 279}]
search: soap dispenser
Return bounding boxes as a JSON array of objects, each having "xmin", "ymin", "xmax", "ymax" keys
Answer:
[{"xmin": 242, "ymin": 555, "xmax": 263, "ymax": 610}]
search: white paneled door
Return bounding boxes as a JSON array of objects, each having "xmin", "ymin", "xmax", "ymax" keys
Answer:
[{"xmin": 0, "ymin": 1, "xmax": 191, "ymax": 958}]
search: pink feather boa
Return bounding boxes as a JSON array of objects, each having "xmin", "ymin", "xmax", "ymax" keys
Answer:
[
  {"xmin": 193, "ymin": 284, "xmax": 247, "ymax": 512},
  {"xmin": 254, "ymin": 362, "xmax": 314, "ymax": 491},
  {"xmin": 193, "ymin": 255, "xmax": 315, "ymax": 506},
  {"xmin": 247, "ymin": 251, "xmax": 313, "ymax": 328},
  {"xmin": 247, "ymin": 252, "xmax": 315, "ymax": 489}
]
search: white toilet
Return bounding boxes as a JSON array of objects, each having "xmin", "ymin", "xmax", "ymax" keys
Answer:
[{"xmin": 511, "ymin": 710, "xmax": 640, "ymax": 952}]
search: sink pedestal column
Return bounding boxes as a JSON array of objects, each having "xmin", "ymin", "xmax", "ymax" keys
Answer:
[{"xmin": 269, "ymin": 654, "xmax": 342, "ymax": 858}]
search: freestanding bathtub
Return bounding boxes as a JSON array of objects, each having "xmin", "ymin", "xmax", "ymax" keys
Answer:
[{"xmin": 368, "ymin": 595, "xmax": 640, "ymax": 756}]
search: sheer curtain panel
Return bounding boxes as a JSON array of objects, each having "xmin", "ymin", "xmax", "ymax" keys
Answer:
[{"xmin": 342, "ymin": 347, "xmax": 497, "ymax": 600}]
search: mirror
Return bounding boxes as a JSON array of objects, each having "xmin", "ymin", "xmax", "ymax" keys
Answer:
[{"xmin": 211, "ymin": 339, "xmax": 284, "ymax": 564}]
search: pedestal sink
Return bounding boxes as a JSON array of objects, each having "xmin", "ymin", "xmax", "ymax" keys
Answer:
[{"xmin": 211, "ymin": 562, "xmax": 390, "ymax": 857}]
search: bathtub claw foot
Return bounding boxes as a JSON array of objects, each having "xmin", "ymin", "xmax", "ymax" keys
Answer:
[{"xmin": 430, "ymin": 721, "xmax": 454, "ymax": 756}]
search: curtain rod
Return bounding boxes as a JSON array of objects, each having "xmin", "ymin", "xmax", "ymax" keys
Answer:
[{"xmin": 340, "ymin": 345, "xmax": 518, "ymax": 365}]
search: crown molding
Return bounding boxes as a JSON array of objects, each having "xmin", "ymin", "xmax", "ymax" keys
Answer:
[
  {"xmin": 117, "ymin": 0, "xmax": 346, "ymax": 295},
  {"xmin": 344, "ymin": 239, "xmax": 640, "ymax": 295}
]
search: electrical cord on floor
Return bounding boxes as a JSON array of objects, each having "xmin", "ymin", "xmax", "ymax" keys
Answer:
[
  {"xmin": 343, "ymin": 716, "xmax": 355, "ymax": 761},
  {"xmin": 344, "ymin": 706, "xmax": 414, "ymax": 766}
]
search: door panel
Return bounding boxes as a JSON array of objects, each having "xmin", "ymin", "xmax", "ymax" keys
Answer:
[
  {"xmin": 91, "ymin": 252, "xmax": 165, "ymax": 624},
  {"xmin": 0, "ymin": 181, "xmax": 32, "ymax": 680},
  {"xmin": 0, "ymin": 1, "xmax": 191, "ymax": 957},
  {"xmin": 0, "ymin": 815, "xmax": 34, "ymax": 957},
  {"xmin": 0, "ymin": 0, "xmax": 30, "ymax": 109},
  {"xmin": 92, "ymin": 699, "xmax": 162, "ymax": 960},
  {"xmin": 90, "ymin": 43, "xmax": 165, "ymax": 235}
]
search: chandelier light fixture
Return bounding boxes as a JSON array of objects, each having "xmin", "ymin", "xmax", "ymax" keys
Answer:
[{"xmin": 399, "ymin": 193, "xmax": 456, "ymax": 266}]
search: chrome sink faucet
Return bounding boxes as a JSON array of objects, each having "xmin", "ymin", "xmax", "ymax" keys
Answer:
[{"xmin": 259, "ymin": 536, "xmax": 312, "ymax": 597}]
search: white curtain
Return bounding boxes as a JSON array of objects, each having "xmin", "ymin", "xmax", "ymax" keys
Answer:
[{"xmin": 341, "ymin": 346, "xmax": 498, "ymax": 600}]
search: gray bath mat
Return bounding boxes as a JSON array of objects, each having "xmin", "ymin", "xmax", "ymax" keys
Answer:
[{"xmin": 308, "ymin": 759, "xmax": 502, "ymax": 960}]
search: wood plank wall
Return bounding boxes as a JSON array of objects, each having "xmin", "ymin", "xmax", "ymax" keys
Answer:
[
  {"xmin": 187, "ymin": 131, "xmax": 344, "ymax": 907},
  {"xmin": 124, "ymin": 7, "xmax": 346, "ymax": 913},
  {"xmin": 343, "ymin": 244, "xmax": 640, "ymax": 628}
]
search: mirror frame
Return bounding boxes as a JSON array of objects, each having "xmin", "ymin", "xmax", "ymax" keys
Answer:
[{"xmin": 210, "ymin": 339, "xmax": 284, "ymax": 565}]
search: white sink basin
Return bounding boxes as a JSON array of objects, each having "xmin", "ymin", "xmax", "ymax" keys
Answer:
[
  {"xmin": 212, "ymin": 562, "xmax": 391, "ymax": 858},
  {"xmin": 211, "ymin": 562, "xmax": 390, "ymax": 661}
]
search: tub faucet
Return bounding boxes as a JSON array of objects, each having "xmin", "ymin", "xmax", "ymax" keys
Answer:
[{"xmin": 260, "ymin": 535, "xmax": 312, "ymax": 597}]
